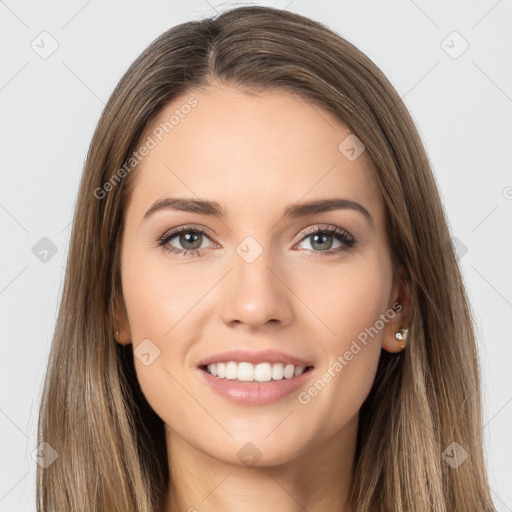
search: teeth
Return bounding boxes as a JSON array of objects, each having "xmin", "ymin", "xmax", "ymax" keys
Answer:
[
  {"xmin": 283, "ymin": 364, "xmax": 295, "ymax": 379},
  {"xmin": 226, "ymin": 361, "xmax": 237, "ymax": 379},
  {"xmin": 205, "ymin": 361, "xmax": 308, "ymax": 382},
  {"xmin": 254, "ymin": 362, "xmax": 272, "ymax": 382},
  {"xmin": 272, "ymin": 363, "xmax": 284, "ymax": 380},
  {"xmin": 294, "ymin": 365, "xmax": 305, "ymax": 376},
  {"xmin": 216, "ymin": 362, "xmax": 226, "ymax": 378}
]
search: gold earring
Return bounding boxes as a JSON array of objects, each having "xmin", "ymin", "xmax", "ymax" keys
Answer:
[
  {"xmin": 115, "ymin": 330, "xmax": 119, "ymax": 341},
  {"xmin": 395, "ymin": 328, "xmax": 408, "ymax": 349}
]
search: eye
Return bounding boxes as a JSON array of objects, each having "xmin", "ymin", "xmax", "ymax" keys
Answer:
[
  {"xmin": 157, "ymin": 225, "xmax": 216, "ymax": 257},
  {"xmin": 294, "ymin": 224, "xmax": 355, "ymax": 257},
  {"xmin": 157, "ymin": 223, "xmax": 356, "ymax": 258}
]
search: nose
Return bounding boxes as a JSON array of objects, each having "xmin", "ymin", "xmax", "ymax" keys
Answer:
[{"xmin": 220, "ymin": 245, "xmax": 294, "ymax": 330}]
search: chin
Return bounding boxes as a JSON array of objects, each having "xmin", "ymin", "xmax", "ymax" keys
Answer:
[{"xmin": 192, "ymin": 422, "xmax": 313, "ymax": 467}]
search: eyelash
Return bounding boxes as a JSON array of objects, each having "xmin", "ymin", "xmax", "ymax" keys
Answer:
[{"xmin": 157, "ymin": 224, "xmax": 356, "ymax": 258}]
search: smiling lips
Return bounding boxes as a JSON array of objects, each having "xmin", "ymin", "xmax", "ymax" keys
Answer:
[{"xmin": 196, "ymin": 349, "xmax": 314, "ymax": 405}]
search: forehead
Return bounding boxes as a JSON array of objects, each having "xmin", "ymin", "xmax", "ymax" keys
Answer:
[{"xmin": 126, "ymin": 84, "xmax": 384, "ymax": 224}]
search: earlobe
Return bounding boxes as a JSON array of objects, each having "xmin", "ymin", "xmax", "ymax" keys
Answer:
[
  {"xmin": 113, "ymin": 292, "xmax": 132, "ymax": 345},
  {"xmin": 114, "ymin": 329, "xmax": 132, "ymax": 345},
  {"xmin": 382, "ymin": 267, "xmax": 413, "ymax": 354},
  {"xmin": 382, "ymin": 326, "xmax": 409, "ymax": 353}
]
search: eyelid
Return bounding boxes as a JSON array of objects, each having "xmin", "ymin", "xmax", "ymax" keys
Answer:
[
  {"xmin": 292, "ymin": 223, "xmax": 353, "ymax": 244},
  {"xmin": 158, "ymin": 223, "xmax": 356, "ymax": 256},
  {"xmin": 157, "ymin": 224, "xmax": 217, "ymax": 244}
]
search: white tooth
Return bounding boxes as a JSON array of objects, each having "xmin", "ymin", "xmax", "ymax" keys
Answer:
[
  {"xmin": 238, "ymin": 362, "xmax": 254, "ymax": 381},
  {"xmin": 294, "ymin": 365, "xmax": 305, "ymax": 377},
  {"xmin": 271, "ymin": 363, "xmax": 284, "ymax": 380},
  {"xmin": 210, "ymin": 361, "xmax": 306, "ymax": 380},
  {"xmin": 254, "ymin": 362, "xmax": 272, "ymax": 382},
  {"xmin": 226, "ymin": 361, "xmax": 238, "ymax": 379},
  {"xmin": 283, "ymin": 364, "xmax": 295, "ymax": 379},
  {"xmin": 216, "ymin": 362, "xmax": 226, "ymax": 378}
]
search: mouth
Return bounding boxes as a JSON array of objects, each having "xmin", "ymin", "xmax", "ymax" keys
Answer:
[
  {"xmin": 199, "ymin": 361, "xmax": 314, "ymax": 383},
  {"xmin": 195, "ymin": 349, "xmax": 315, "ymax": 405}
]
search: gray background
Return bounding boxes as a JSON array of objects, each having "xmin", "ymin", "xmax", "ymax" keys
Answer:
[{"xmin": 1, "ymin": 0, "xmax": 511, "ymax": 510}]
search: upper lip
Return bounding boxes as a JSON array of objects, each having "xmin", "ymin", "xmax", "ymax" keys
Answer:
[{"xmin": 196, "ymin": 349, "xmax": 313, "ymax": 367}]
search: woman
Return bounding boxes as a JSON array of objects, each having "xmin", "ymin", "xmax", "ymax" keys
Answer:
[{"xmin": 36, "ymin": 5, "xmax": 496, "ymax": 511}]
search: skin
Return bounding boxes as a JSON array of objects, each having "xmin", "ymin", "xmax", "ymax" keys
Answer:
[{"xmin": 114, "ymin": 82, "xmax": 412, "ymax": 512}]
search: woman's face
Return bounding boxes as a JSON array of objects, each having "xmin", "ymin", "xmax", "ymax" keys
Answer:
[{"xmin": 116, "ymin": 83, "xmax": 408, "ymax": 466}]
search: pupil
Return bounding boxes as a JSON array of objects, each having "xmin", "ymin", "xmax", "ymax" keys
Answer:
[
  {"xmin": 311, "ymin": 233, "xmax": 332, "ymax": 251},
  {"xmin": 181, "ymin": 232, "xmax": 202, "ymax": 250}
]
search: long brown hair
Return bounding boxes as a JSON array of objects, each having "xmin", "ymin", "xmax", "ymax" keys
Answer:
[{"xmin": 36, "ymin": 5, "xmax": 496, "ymax": 511}]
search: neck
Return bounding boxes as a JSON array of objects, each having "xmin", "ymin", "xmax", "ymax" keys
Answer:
[{"xmin": 163, "ymin": 415, "xmax": 358, "ymax": 512}]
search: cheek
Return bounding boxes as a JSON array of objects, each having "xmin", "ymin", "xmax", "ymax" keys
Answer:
[
  {"xmin": 120, "ymin": 255, "xmax": 202, "ymax": 430},
  {"xmin": 121, "ymin": 244, "xmax": 206, "ymax": 344},
  {"xmin": 293, "ymin": 257, "xmax": 391, "ymax": 418},
  {"xmin": 294, "ymin": 254, "xmax": 392, "ymax": 350},
  {"xmin": 119, "ymin": 247, "xmax": 200, "ymax": 410},
  {"xmin": 328, "ymin": 274, "xmax": 390, "ymax": 350}
]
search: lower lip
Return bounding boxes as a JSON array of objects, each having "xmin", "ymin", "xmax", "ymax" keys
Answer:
[{"xmin": 196, "ymin": 366, "xmax": 315, "ymax": 405}]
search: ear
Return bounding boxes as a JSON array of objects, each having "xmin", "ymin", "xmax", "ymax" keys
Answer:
[
  {"xmin": 113, "ymin": 291, "xmax": 132, "ymax": 345},
  {"xmin": 382, "ymin": 266, "xmax": 413, "ymax": 354}
]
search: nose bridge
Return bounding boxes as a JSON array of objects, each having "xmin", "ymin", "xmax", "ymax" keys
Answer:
[{"xmin": 220, "ymin": 234, "xmax": 293, "ymax": 327}]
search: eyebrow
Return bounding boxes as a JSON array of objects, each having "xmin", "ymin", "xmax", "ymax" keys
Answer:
[{"xmin": 143, "ymin": 197, "xmax": 373, "ymax": 226}]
